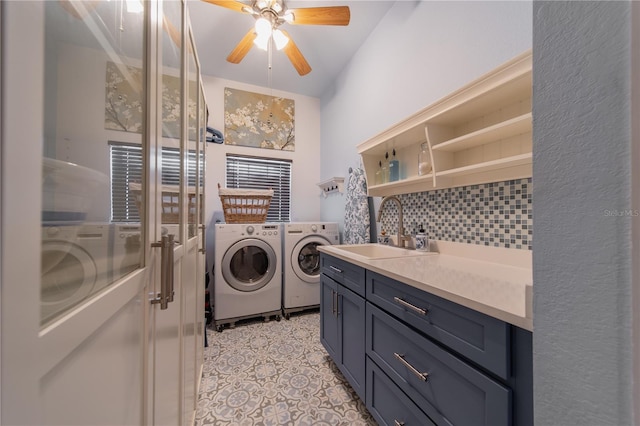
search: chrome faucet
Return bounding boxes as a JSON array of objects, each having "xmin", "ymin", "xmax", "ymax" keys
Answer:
[{"xmin": 376, "ymin": 196, "xmax": 411, "ymax": 248}]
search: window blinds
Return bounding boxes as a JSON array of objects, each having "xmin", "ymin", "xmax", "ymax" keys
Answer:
[
  {"xmin": 225, "ymin": 154, "xmax": 292, "ymax": 222},
  {"xmin": 110, "ymin": 143, "xmax": 143, "ymax": 222},
  {"xmin": 110, "ymin": 142, "xmax": 201, "ymax": 222}
]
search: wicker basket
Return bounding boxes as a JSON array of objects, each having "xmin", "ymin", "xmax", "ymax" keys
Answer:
[
  {"xmin": 129, "ymin": 182, "xmax": 201, "ymax": 224},
  {"xmin": 218, "ymin": 183, "xmax": 273, "ymax": 224}
]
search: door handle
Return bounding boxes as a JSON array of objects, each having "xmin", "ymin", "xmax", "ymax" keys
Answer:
[
  {"xmin": 393, "ymin": 296, "xmax": 428, "ymax": 316},
  {"xmin": 329, "ymin": 265, "xmax": 343, "ymax": 274},
  {"xmin": 151, "ymin": 234, "xmax": 175, "ymax": 309},
  {"xmin": 394, "ymin": 352, "xmax": 429, "ymax": 381},
  {"xmin": 166, "ymin": 234, "xmax": 175, "ymax": 303},
  {"xmin": 332, "ymin": 290, "xmax": 337, "ymax": 316},
  {"xmin": 199, "ymin": 224, "xmax": 206, "ymax": 254}
]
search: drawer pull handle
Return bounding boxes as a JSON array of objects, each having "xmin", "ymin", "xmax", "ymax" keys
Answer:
[
  {"xmin": 394, "ymin": 421, "xmax": 405, "ymax": 426},
  {"xmin": 393, "ymin": 297, "xmax": 428, "ymax": 315},
  {"xmin": 394, "ymin": 352, "xmax": 429, "ymax": 381},
  {"xmin": 329, "ymin": 265, "xmax": 343, "ymax": 273}
]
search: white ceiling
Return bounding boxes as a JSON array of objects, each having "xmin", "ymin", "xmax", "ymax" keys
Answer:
[{"xmin": 187, "ymin": 0, "xmax": 395, "ymax": 98}]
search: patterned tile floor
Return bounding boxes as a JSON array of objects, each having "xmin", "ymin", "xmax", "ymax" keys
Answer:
[{"xmin": 195, "ymin": 311, "xmax": 377, "ymax": 426}]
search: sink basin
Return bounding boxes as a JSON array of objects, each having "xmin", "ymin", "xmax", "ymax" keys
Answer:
[{"xmin": 332, "ymin": 243, "xmax": 436, "ymax": 260}]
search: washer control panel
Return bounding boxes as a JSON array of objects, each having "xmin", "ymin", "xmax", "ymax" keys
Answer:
[{"xmin": 242, "ymin": 224, "xmax": 279, "ymax": 237}]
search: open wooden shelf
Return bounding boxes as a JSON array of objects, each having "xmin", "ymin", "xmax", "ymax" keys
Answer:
[
  {"xmin": 358, "ymin": 50, "xmax": 532, "ymax": 196},
  {"xmin": 432, "ymin": 113, "xmax": 532, "ymax": 153},
  {"xmin": 437, "ymin": 153, "xmax": 532, "ymax": 177}
]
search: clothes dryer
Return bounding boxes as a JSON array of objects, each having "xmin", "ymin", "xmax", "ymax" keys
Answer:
[
  {"xmin": 214, "ymin": 223, "xmax": 282, "ymax": 331},
  {"xmin": 282, "ymin": 222, "xmax": 339, "ymax": 318},
  {"xmin": 41, "ymin": 223, "xmax": 111, "ymax": 325}
]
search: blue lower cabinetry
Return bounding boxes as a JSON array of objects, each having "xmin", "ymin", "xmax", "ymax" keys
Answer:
[
  {"xmin": 320, "ymin": 272, "xmax": 366, "ymax": 401},
  {"xmin": 366, "ymin": 358, "xmax": 436, "ymax": 426},
  {"xmin": 319, "ymin": 253, "xmax": 533, "ymax": 426},
  {"xmin": 367, "ymin": 302, "xmax": 511, "ymax": 426},
  {"xmin": 320, "ymin": 274, "xmax": 339, "ymax": 361}
]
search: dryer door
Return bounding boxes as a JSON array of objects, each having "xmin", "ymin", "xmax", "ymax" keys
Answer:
[
  {"xmin": 221, "ymin": 238, "xmax": 277, "ymax": 292},
  {"xmin": 41, "ymin": 240, "xmax": 97, "ymax": 323},
  {"xmin": 291, "ymin": 236, "xmax": 331, "ymax": 283}
]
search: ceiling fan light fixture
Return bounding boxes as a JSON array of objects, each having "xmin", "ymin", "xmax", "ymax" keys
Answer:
[
  {"xmin": 253, "ymin": 33, "xmax": 270, "ymax": 51},
  {"xmin": 272, "ymin": 29, "xmax": 289, "ymax": 50},
  {"xmin": 256, "ymin": 0, "xmax": 269, "ymax": 9},
  {"xmin": 255, "ymin": 17, "xmax": 273, "ymax": 37}
]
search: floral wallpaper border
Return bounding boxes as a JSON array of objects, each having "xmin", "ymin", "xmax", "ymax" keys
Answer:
[{"xmin": 224, "ymin": 87, "xmax": 295, "ymax": 151}]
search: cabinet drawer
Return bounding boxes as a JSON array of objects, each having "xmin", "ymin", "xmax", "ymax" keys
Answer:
[
  {"xmin": 366, "ymin": 357, "xmax": 436, "ymax": 426},
  {"xmin": 320, "ymin": 254, "xmax": 365, "ymax": 297},
  {"xmin": 366, "ymin": 270, "xmax": 510, "ymax": 379},
  {"xmin": 366, "ymin": 303, "xmax": 512, "ymax": 426}
]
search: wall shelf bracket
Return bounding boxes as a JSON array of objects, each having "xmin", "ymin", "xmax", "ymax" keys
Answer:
[{"xmin": 317, "ymin": 177, "xmax": 345, "ymax": 198}]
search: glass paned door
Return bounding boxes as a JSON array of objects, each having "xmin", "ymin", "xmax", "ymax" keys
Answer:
[
  {"xmin": 152, "ymin": 1, "xmax": 184, "ymax": 425},
  {"xmin": 1, "ymin": 1, "xmax": 148, "ymax": 424},
  {"xmin": 187, "ymin": 31, "xmax": 199, "ymax": 239},
  {"xmin": 161, "ymin": 0, "xmax": 184, "ymax": 243},
  {"xmin": 41, "ymin": 0, "xmax": 145, "ymax": 325}
]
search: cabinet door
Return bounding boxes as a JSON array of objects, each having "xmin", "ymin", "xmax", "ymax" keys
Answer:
[
  {"xmin": 367, "ymin": 303, "xmax": 512, "ymax": 426},
  {"xmin": 320, "ymin": 274, "xmax": 339, "ymax": 360},
  {"xmin": 181, "ymin": 26, "xmax": 202, "ymax": 426},
  {"xmin": 338, "ymin": 284, "xmax": 366, "ymax": 400},
  {"xmin": 2, "ymin": 2, "xmax": 149, "ymax": 424}
]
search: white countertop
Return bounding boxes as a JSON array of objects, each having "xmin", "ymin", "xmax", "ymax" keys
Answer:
[{"xmin": 318, "ymin": 241, "xmax": 533, "ymax": 331}]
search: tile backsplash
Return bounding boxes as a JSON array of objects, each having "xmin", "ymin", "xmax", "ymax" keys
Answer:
[{"xmin": 378, "ymin": 178, "xmax": 532, "ymax": 250}]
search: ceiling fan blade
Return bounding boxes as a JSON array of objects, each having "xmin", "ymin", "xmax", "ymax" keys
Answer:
[
  {"xmin": 201, "ymin": 0, "xmax": 251, "ymax": 14},
  {"xmin": 280, "ymin": 30, "xmax": 311, "ymax": 76},
  {"xmin": 288, "ymin": 6, "xmax": 350, "ymax": 26},
  {"xmin": 227, "ymin": 28, "xmax": 257, "ymax": 64}
]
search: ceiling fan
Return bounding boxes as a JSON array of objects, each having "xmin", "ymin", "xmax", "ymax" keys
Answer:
[{"xmin": 202, "ymin": 0, "xmax": 350, "ymax": 76}]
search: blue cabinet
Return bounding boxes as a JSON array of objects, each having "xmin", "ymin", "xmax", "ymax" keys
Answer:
[
  {"xmin": 366, "ymin": 358, "xmax": 436, "ymax": 426},
  {"xmin": 367, "ymin": 302, "xmax": 511, "ymax": 426},
  {"xmin": 320, "ymin": 274, "xmax": 339, "ymax": 360},
  {"xmin": 367, "ymin": 270, "xmax": 511, "ymax": 380},
  {"xmin": 320, "ymin": 254, "xmax": 366, "ymax": 297},
  {"xmin": 320, "ymin": 261, "xmax": 366, "ymax": 400},
  {"xmin": 319, "ymin": 253, "xmax": 533, "ymax": 426}
]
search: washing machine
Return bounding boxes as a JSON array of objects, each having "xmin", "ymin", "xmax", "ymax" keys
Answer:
[
  {"xmin": 214, "ymin": 223, "xmax": 282, "ymax": 331},
  {"xmin": 283, "ymin": 222, "xmax": 339, "ymax": 318},
  {"xmin": 41, "ymin": 223, "xmax": 111, "ymax": 325},
  {"xmin": 111, "ymin": 223, "xmax": 142, "ymax": 283}
]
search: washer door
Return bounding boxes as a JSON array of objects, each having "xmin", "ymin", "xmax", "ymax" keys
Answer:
[
  {"xmin": 41, "ymin": 240, "xmax": 97, "ymax": 323},
  {"xmin": 221, "ymin": 238, "xmax": 277, "ymax": 292},
  {"xmin": 291, "ymin": 236, "xmax": 330, "ymax": 283}
]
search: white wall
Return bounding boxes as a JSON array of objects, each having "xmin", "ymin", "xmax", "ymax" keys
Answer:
[
  {"xmin": 533, "ymin": 2, "xmax": 635, "ymax": 424},
  {"xmin": 319, "ymin": 0, "xmax": 533, "ymax": 231},
  {"xmin": 202, "ymin": 76, "xmax": 322, "ymax": 270}
]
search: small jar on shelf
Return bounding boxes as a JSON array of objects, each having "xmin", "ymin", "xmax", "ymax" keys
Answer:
[
  {"xmin": 382, "ymin": 152, "xmax": 390, "ymax": 183},
  {"xmin": 418, "ymin": 142, "xmax": 432, "ymax": 176},
  {"xmin": 389, "ymin": 148, "xmax": 400, "ymax": 182},
  {"xmin": 375, "ymin": 161, "xmax": 383, "ymax": 185}
]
